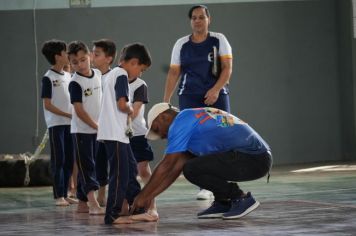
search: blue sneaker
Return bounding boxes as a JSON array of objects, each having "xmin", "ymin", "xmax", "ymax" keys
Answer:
[
  {"xmin": 197, "ymin": 201, "xmax": 231, "ymax": 218},
  {"xmin": 222, "ymin": 192, "xmax": 260, "ymax": 219}
]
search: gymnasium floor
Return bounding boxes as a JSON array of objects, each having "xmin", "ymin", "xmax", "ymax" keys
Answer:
[{"xmin": 0, "ymin": 162, "xmax": 355, "ymax": 236}]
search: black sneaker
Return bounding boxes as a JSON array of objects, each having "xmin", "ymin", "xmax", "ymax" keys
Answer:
[
  {"xmin": 222, "ymin": 192, "xmax": 260, "ymax": 219},
  {"xmin": 197, "ymin": 201, "xmax": 231, "ymax": 219}
]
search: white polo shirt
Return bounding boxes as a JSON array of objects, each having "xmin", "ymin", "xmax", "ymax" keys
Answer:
[
  {"xmin": 97, "ymin": 67, "xmax": 130, "ymax": 143},
  {"xmin": 69, "ymin": 69, "xmax": 102, "ymax": 134},
  {"xmin": 41, "ymin": 69, "xmax": 72, "ymax": 128}
]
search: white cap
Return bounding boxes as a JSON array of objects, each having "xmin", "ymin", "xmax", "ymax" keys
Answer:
[{"xmin": 145, "ymin": 102, "xmax": 178, "ymax": 140}]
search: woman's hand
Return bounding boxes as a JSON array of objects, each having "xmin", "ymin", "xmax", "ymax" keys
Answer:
[{"xmin": 204, "ymin": 88, "xmax": 219, "ymax": 106}]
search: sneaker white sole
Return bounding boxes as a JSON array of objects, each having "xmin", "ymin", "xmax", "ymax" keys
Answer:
[
  {"xmin": 222, "ymin": 201, "xmax": 260, "ymax": 220},
  {"xmin": 198, "ymin": 213, "xmax": 224, "ymax": 219}
]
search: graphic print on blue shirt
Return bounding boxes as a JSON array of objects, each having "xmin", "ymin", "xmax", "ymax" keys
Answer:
[{"xmin": 165, "ymin": 108, "xmax": 270, "ymax": 156}]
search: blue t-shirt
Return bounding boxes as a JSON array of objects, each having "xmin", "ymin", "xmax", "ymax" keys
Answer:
[
  {"xmin": 171, "ymin": 32, "xmax": 232, "ymax": 95},
  {"xmin": 165, "ymin": 108, "xmax": 270, "ymax": 156}
]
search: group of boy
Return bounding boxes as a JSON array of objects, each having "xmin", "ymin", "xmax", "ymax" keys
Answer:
[{"xmin": 41, "ymin": 39, "xmax": 157, "ymax": 224}]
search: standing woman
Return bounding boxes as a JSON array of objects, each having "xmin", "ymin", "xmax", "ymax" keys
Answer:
[
  {"xmin": 163, "ymin": 4, "xmax": 233, "ymax": 112},
  {"xmin": 163, "ymin": 5, "xmax": 233, "ymax": 200}
]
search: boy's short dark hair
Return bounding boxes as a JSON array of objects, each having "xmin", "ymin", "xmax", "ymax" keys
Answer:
[
  {"xmin": 67, "ymin": 41, "xmax": 90, "ymax": 56},
  {"xmin": 188, "ymin": 5, "xmax": 210, "ymax": 19},
  {"xmin": 41, "ymin": 39, "xmax": 67, "ymax": 65},
  {"xmin": 93, "ymin": 39, "xmax": 117, "ymax": 65},
  {"xmin": 120, "ymin": 43, "xmax": 151, "ymax": 67}
]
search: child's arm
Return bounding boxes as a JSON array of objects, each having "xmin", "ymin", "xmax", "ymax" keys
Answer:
[
  {"xmin": 130, "ymin": 83, "xmax": 148, "ymax": 120},
  {"xmin": 41, "ymin": 76, "xmax": 71, "ymax": 118},
  {"xmin": 72, "ymin": 102, "xmax": 98, "ymax": 130},
  {"xmin": 115, "ymin": 75, "xmax": 133, "ymax": 115},
  {"xmin": 117, "ymin": 98, "xmax": 133, "ymax": 115},
  {"xmin": 43, "ymin": 99, "xmax": 72, "ymax": 118},
  {"xmin": 131, "ymin": 101, "xmax": 143, "ymax": 120},
  {"xmin": 69, "ymin": 80, "xmax": 98, "ymax": 130}
]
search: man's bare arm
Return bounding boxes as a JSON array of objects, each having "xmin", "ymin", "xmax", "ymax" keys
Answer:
[{"xmin": 131, "ymin": 152, "xmax": 192, "ymax": 211}]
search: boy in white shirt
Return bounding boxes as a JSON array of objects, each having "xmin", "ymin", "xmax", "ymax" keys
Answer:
[
  {"xmin": 68, "ymin": 41, "xmax": 104, "ymax": 215},
  {"xmin": 41, "ymin": 39, "xmax": 76, "ymax": 206},
  {"xmin": 92, "ymin": 39, "xmax": 117, "ymax": 207},
  {"xmin": 97, "ymin": 43, "xmax": 155, "ymax": 224},
  {"xmin": 118, "ymin": 45, "xmax": 158, "ymax": 218}
]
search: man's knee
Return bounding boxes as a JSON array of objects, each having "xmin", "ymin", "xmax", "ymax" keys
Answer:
[{"xmin": 182, "ymin": 161, "xmax": 195, "ymax": 181}]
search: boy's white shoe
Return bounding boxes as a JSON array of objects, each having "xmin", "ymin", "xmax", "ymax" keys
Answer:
[
  {"xmin": 55, "ymin": 197, "xmax": 70, "ymax": 206},
  {"xmin": 196, "ymin": 189, "xmax": 214, "ymax": 200}
]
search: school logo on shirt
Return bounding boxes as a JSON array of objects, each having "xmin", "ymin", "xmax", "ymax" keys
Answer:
[
  {"xmin": 84, "ymin": 88, "xmax": 92, "ymax": 96},
  {"xmin": 52, "ymin": 80, "xmax": 61, "ymax": 87}
]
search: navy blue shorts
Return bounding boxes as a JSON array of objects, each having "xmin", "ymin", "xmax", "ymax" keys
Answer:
[
  {"xmin": 129, "ymin": 135, "xmax": 154, "ymax": 163},
  {"xmin": 179, "ymin": 93, "xmax": 230, "ymax": 112}
]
